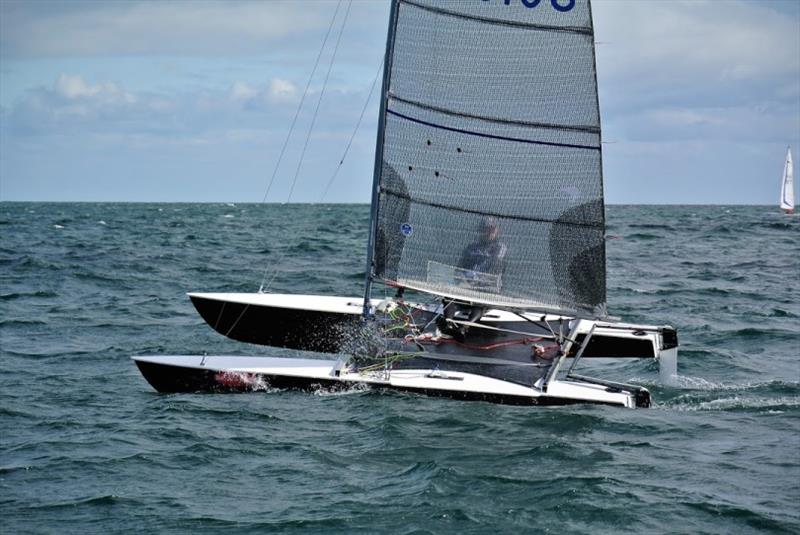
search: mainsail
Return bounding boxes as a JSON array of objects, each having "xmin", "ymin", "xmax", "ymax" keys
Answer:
[
  {"xmin": 366, "ymin": 0, "xmax": 607, "ymax": 317},
  {"xmin": 780, "ymin": 147, "xmax": 794, "ymax": 214}
]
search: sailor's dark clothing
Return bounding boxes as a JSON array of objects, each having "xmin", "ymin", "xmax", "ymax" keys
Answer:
[{"xmin": 458, "ymin": 240, "xmax": 507, "ymax": 280}]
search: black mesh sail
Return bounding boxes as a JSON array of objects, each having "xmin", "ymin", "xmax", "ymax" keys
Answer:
[{"xmin": 368, "ymin": 0, "xmax": 606, "ymax": 317}]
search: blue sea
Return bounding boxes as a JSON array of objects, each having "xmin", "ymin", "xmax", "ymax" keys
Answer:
[{"xmin": 1, "ymin": 203, "xmax": 798, "ymax": 534}]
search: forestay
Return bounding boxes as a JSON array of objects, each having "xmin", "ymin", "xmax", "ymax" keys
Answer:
[{"xmin": 367, "ymin": 0, "xmax": 607, "ymax": 317}]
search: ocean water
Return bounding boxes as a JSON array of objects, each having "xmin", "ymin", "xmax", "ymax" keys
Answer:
[{"xmin": 1, "ymin": 203, "xmax": 798, "ymax": 534}]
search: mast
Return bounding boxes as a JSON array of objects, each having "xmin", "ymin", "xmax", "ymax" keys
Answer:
[{"xmin": 362, "ymin": 0, "xmax": 400, "ymax": 317}]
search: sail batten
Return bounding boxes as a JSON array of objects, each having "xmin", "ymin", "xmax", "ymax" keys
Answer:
[
  {"xmin": 390, "ymin": 94, "xmax": 601, "ymax": 135},
  {"xmin": 381, "ymin": 186, "xmax": 604, "ymax": 229},
  {"xmin": 386, "ymin": 109, "xmax": 601, "ymax": 151},
  {"xmin": 367, "ymin": 0, "xmax": 607, "ymax": 316},
  {"xmin": 402, "ymin": 0, "xmax": 593, "ymax": 35}
]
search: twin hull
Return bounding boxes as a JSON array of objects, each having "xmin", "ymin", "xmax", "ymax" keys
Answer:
[{"xmin": 132, "ymin": 293, "xmax": 678, "ymax": 408}]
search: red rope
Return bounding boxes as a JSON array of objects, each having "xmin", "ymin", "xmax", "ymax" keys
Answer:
[{"xmin": 414, "ymin": 336, "xmax": 550, "ymax": 351}]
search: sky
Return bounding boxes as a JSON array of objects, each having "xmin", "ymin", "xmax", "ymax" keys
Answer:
[{"xmin": 0, "ymin": 0, "xmax": 798, "ymax": 204}]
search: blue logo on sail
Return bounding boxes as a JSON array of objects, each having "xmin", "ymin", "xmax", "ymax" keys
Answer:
[{"xmin": 482, "ymin": 0, "xmax": 576, "ymax": 11}]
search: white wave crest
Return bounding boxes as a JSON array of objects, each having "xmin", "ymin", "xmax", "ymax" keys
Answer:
[
  {"xmin": 312, "ymin": 382, "xmax": 371, "ymax": 397},
  {"xmin": 669, "ymin": 375, "xmax": 800, "ymax": 392},
  {"xmin": 665, "ymin": 396, "xmax": 800, "ymax": 412}
]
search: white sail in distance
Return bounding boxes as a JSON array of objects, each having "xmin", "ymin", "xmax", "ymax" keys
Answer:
[{"xmin": 780, "ymin": 147, "xmax": 794, "ymax": 214}]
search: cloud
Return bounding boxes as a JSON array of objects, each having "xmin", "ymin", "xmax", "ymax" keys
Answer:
[
  {"xmin": 594, "ymin": 0, "xmax": 800, "ymax": 117},
  {"xmin": 226, "ymin": 78, "xmax": 299, "ymax": 109},
  {"xmin": 611, "ymin": 103, "xmax": 798, "ymax": 144},
  {"xmin": 0, "ymin": 1, "xmax": 388, "ymax": 59},
  {"xmin": 229, "ymin": 81, "xmax": 258, "ymax": 102},
  {"xmin": 3, "ymin": 71, "xmax": 377, "ymax": 147},
  {"xmin": 594, "ymin": 0, "xmax": 799, "ymax": 83},
  {"xmin": 54, "ymin": 73, "xmax": 136, "ymax": 104},
  {"xmin": 0, "ymin": 67, "xmax": 382, "ymax": 202},
  {"xmin": 592, "ymin": 0, "xmax": 799, "ymax": 148},
  {"xmin": 268, "ymin": 78, "xmax": 299, "ymax": 102}
]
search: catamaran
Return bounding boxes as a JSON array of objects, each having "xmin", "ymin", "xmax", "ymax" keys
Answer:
[
  {"xmin": 133, "ymin": 0, "xmax": 679, "ymax": 408},
  {"xmin": 780, "ymin": 147, "xmax": 794, "ymax": 214}
]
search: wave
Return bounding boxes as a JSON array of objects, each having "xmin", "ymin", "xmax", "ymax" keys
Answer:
[
  {"xmin": 0, "ymin": 464, "xmax": 33, "ymax": 476},
  {"xmin": 73, "ymin": 271, "xmax": 128, "ymax": 285},
  {"xmin": 345, "ymin": 270, "xmax": 367, "ymax": 281},
  {"xmin": 693, "ymin": 287, "xmax": 766, "ymax": 298},
  {"xmin": 667, "ymin": 376, "xmax": 800, "ymax": 392},
  {"xmin": 625, "ymin": 286, "xmax": 777, "ymax": 302},
  {"xmin": 708, "ymin": 326, "xmax": 798, "ymax": 341},
  {"xmin": 759, "ymin": 221, "xmax": 796, "ymax": 231},
  {"xmin": 5, "ymin": 256, "xmax": 62, "ymax": 271},
  {"xmin": 681, "ymin": 501, "xmax": 798, "ymax": 533},
  {"xmin": 27, "ymin": 494, "xmax": 143, "ymax": 510},
  {"xmin": 655, "ymin": 375, "xmax": 800, "ymax": 411},
  {"xmin": 312, "ymin": 381, "xmax": 372, "ymax": 397},
  {"xmin": 767, "ymin": 307, "xmax": 798, "ymax": 318},
  {"xmin": 0, "ymin": 318, "xmax": 48, "ymax": 327},
  {"xmin": 685, "ymin": 272, "xmax": 747, "ymax": 283},
  {"xmin": 0, "ymin": 290, "xmax": 58, "ymax": 300},
  {"xmin": 628, "ymin": 223, "xmax": 674, "ymax": 230},
  {"xmin": 708, "ymin": 224, "xmax": 735, "ymax": 234},
  {"xmin": 661, "ymin": 395, "xmax": 800, "ymax": 412},
  {"xmin": 625, "ymin": 233, "xmax": 662, "ymax": 240},
  {"xmin": 288, "ymin": 240, "xmax": 337, "ymax": 253}
]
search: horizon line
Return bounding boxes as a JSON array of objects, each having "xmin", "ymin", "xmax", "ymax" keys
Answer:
[{"xmin": 0, "ymin": 200, "xmax": 781, "ymax": 207}]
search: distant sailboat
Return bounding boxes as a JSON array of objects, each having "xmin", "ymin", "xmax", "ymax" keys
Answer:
[{"xmin": 780, "ymin": 147, "xmax": 794, "ymax": 214}]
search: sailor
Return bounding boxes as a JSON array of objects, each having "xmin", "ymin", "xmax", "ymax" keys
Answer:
[
  {"xmin": 437, "ymin": 216, "xmax": 507, "ymax": 341},
  {"xmin": 457, "ymin": 216, "xmax": 507, "ymax": 285}
]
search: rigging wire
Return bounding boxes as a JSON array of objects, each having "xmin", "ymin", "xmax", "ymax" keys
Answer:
[
  {"xmin": 318, "ymin": 58, "xmax": 383, "ymax": 202},
  {"xmin": 258, "ymin": 0, "xmax": 354, "ymax": 293},
  {"xmin": 260, "ymin": 0, "xmax": 344, "ymax": 204},
  {"xmin": 287, "ymin": 0, "xmax": 353, "ymax": 202}
]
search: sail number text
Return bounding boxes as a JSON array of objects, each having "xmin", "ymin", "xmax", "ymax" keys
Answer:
[{"xmin": 482, "ymin": 0, "xmax": 576, "ymax": 12}]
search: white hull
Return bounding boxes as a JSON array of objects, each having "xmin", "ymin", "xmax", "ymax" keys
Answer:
[{"xmin": 132, "ymin": 355, "xmax": 646, "ymax": 408}]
